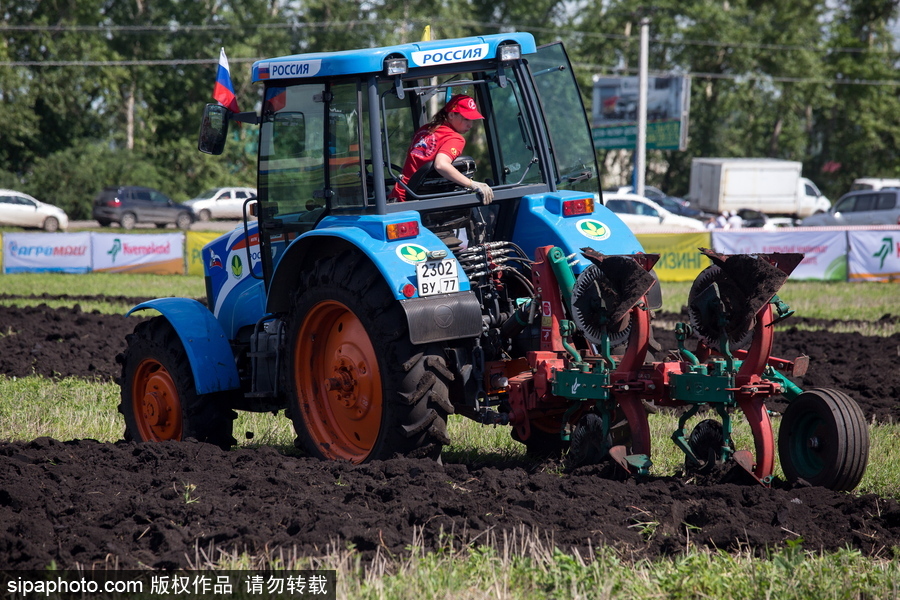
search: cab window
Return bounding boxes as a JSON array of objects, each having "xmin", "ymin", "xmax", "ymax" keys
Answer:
[{"xmin": 259, "ymin": 81, "xmax": 364, "ymax": 227}]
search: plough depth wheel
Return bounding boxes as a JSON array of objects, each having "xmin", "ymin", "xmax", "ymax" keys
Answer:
[{"xmin": 778, "ymin": 388, "xmax": 869, "ymax": 491}]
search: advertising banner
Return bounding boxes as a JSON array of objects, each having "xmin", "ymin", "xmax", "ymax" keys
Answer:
[
  {"xmin": 591, "ymin": 75, "xmax": 691, "ymax": 150},
  {"xmin": 186, "ymin": 231, "xmax": 223, "ymax": 276},
  {"xmin": 847, "ymin": 230, "xmax": 900, "ymax": 282},
  {"xmin": 713, "ymin": 229, "xmax": 848, "ymax": 280},
  {"xmin": 91, "ymin": 233, "xmax": 185, "ymax": 274},
  {"xmin": 635, "ymin": 232, "xmax": 711, "ymax": 282},
  {"xmin": 2, "ymin": 232, "xmax": 92, "ymax": 273}
]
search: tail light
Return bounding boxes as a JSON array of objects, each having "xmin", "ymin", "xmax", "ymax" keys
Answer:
[
  {"xmin": 386, "ymin": 220, "xmax": 419, "ymax": 240},
  {"xmin": 562, "ymin": 196, "xmax": 594, "ymax": 217}
]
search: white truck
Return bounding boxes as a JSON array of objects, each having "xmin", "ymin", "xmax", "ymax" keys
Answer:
[{"xmin": 688, "ymin": 158, "xmax": 830, "ymax": 218}]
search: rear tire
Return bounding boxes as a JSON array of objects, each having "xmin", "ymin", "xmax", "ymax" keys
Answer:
[
  {"xmin": 778, "ymin": 388, "xmax": 868, "ymax": 491},
  {"xmin": 118, "ymin": 317, "xmax": 236, "ymax": 449},
  {"xmin": 120, "ymin": 212, "xmax": 137, "ymax": 230},
  {"xmin": 284, "ymin": 250, "xmax": 453, "ymax": 463}
]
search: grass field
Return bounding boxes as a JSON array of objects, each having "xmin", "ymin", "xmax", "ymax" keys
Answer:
[{"xmin": 1, "ymin": 273, "xmax": 899, "ymax": 598}]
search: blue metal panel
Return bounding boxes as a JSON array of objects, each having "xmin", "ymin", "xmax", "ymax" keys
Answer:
[
  {"xmin": 201, "ymin": 223, "xmax": 268, "ymax": 339},
  {"xmin": 252, "ymin": 33, "xmax": 537, "ymax": 82},
  {"xmin": 513, "ymin": 191, "xmax": 645, "ymax": 274},
  {"xmin": 126, "ymin": 298, "xmax": 240, "ymax": 395},
  {"xmin": 270, "ymin": 211, "xmax": 471, "ymax": 301}
]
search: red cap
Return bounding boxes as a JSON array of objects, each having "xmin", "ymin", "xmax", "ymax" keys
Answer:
[{"xmin": 445, "ymin": 94, "xmax": 484, "ymax": 120}]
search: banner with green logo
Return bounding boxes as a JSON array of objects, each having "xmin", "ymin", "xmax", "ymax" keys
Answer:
[
  {"xmin": 713, "ymin": 230, "xmax": 847, "ymax": 281},
  {"xmin": 848, "ymin": 230, "xmax": 900, "ymax": 282},
  {"xmin": 90, "ymin": 233, "xmax": 185, "ymax": 274}
]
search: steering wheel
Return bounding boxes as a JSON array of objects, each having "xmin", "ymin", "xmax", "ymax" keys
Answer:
[{"xmin": 364, "ymin": 159, "xmax": 404, "ymax": 176}]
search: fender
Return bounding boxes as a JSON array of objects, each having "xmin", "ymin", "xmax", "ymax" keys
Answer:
[
  {"xmin": 512, "ymin": 191, "xmax": 645, "ymax": 275},
  {"xmin": 266, "ymin": 210, "xmax": 472, "ymax": 314},
  {"xmin": 127, "ymin": 298, "xmax": 240, "ymax": 395}
]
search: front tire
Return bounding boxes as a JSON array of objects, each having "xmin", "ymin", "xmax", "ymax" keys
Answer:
[
  {"xmin": 43, "ymin": 217, "xmax": 59, "ymax": 232},
  {"xmin": 778, "ymin": 388, "xmax": 868, "ymax": 491},
  {"xmin": 118, "ymin": 317, "xmax": 236, "ymax": 449},
  {"xmin": 284, "ymin": 250, "xmax": 453, "ymax": 463}
]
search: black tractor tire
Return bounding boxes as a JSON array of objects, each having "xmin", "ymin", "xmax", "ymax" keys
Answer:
[
  {"xmin": 778, "ymin": 388, "xmax": 869, "ymax": 491},
  {"xmin": 283, "ymin": 249, "xmax": 454, "ymax": 464},
  {"xmin": 118, "ymin": 317, "xmax": 237, "ymax": 450}
]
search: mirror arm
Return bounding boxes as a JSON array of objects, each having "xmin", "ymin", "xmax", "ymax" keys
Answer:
[{"xmin": 230, "ymin": 111, "xmax": 260, "ymax": 125}]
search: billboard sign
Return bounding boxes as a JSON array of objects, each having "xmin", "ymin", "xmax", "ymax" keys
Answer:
[{"xmin": 591, "ymin": 75, "xmax": 691, "ymax": 151}]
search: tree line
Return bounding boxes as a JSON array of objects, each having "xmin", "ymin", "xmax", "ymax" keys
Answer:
[{"xmin": 1, "ymin": 0, "xmax": 898, "ymax": 219}]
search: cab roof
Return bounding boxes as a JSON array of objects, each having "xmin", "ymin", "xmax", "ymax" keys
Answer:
[{"xmin": 251, "ymin": 32, "xmax": 537, "ymax": 83}]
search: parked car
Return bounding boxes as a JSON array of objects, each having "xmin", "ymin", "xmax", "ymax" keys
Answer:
[
  {"xmin": 613, "ymin": 185, "xmax": 707, "ymax": 219},
  {"xmin": 183, "ymin": 186, "xmax": 257, "ymax": 221},
  {"xmin": 733, "ymin": 209, "xmax": 798, "ymax": 229},
  {"xmin": 92, "ymin": 186, "xmax": 195, "ymax": 230},
  {"xmin": 0, "ymin": 189, "xmax": 68, "ymax": 232},
  {"xmin": 603, "ymin": 192, "xmax": 707, "ymax": 231},
  {"xmin": 850, "ymin": 178, "xmax": 900, "ymax": 191},
  {"xmin": 800, "ymin": 189, "xmax": 900, "ymax": 226}
]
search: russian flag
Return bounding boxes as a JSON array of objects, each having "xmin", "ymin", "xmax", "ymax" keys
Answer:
[{"xmin": 213, "ymin": 47, "xmax": 240, "ymax": 113}]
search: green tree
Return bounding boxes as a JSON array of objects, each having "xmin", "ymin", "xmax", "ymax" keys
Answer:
[{"xmin": 25, "ymin": 141, "xmax": 164, "ymax": 219}]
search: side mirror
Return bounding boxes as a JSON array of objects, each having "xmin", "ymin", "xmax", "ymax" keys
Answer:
[{"xmin": 198, "ymin": 104, "xmax": 229, "ymax": 155}]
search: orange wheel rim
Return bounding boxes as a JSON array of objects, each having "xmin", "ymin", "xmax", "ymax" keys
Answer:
[
  {"xmin": 294, "ymin": 300, "xmax": 383, "ymax": 463},
  {"xmin": 131, "ymin": 358, "xmax": 183, "ymax": 441}
]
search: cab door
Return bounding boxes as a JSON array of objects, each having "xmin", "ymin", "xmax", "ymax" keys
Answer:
[{"xmin": 527, "ymin": 42, "xmax": 600, "ymax": 197}]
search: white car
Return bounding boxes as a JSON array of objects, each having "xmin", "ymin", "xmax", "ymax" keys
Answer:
[
  {"xmin": 0, "ymin": 190, "xmax": 69, "ymax": 232},
  {"xmin": 602, "ymin": 192, "xmax": 706, "ymax": 231},
  {"xmin": 184, "ymin": 186, "xmax": 257, "ymax": 221}
]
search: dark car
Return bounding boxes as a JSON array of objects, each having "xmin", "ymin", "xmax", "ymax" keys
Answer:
[
  {"xmin": 801, "ymin": 189, "xmax": 900, "ymax": 226},
  {"xmin": 92, "ymin": 186, "xmax": 195, "ymax": 230}
]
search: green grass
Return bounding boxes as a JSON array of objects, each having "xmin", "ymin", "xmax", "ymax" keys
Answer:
[
  {"xmin": 2, "ymin": 277, "xmax": 900, "ymax": 596},
  {"xmin": 0, "ymin": 272, "xmax": 206, "ymax": 314}
]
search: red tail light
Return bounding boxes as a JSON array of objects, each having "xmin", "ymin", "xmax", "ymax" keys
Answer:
[
  {"xmin": 386, "ymin": 220, "xmax": 419, "ymax": 240},
  {"xmin": 562, "ymin": 196, "xmax": 594, "ymax": 217}
]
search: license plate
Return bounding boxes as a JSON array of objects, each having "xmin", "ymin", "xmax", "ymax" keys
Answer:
[{"xmin": 416, "ymin": 258, "xmax": 459, "ymax": 297}]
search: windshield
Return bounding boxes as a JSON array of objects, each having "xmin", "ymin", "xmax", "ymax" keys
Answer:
[
  {"xmin": 191, "ymin": 188, "xmax": 221, "ymax": 201},
  {"xmin": 376, "ymin": 66, "xmax": 541, "ymax": 202}
]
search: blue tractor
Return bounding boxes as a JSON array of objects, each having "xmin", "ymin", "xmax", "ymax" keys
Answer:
[{"xmin": 117, "ymin": 33, "xmax": 868, "ymax": 490}]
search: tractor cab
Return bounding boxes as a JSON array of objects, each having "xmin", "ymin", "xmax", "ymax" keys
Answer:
[{"xmin": 200, "ymin": 33, "xmax": 602, "ymax": 285}]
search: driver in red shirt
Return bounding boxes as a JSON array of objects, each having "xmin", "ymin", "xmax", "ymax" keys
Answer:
[{"xmin": 390, "ymin": 94, "xmax": 494, "ymax": 204}]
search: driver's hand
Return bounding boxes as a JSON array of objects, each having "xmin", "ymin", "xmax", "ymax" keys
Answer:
[{"xmin": 469, "ymin": 180, "xmax": 494, "ymax": 204}]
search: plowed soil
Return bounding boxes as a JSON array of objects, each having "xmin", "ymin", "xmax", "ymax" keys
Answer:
[{"xmin": 1, "ymin": 300, "xmax": 899, "ymax": 570}]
